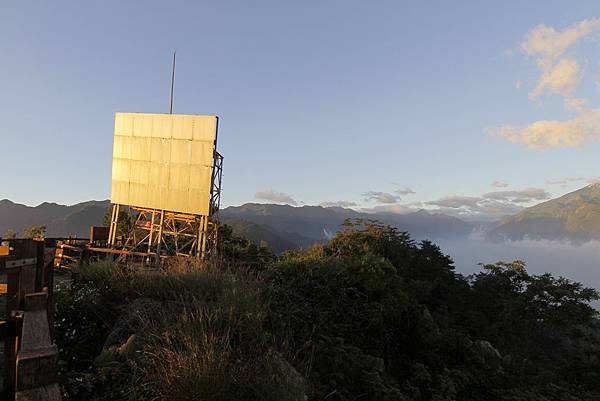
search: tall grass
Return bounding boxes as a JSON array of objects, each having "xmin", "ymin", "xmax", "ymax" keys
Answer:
[{"xmin": 58, "ymin": 260, "xmax": 300, "ymax": 401}]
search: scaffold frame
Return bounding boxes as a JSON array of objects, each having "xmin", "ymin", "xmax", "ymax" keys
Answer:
[{"xmin": 106, "ymin": 148, "xmax": 223, "ymax": 265}]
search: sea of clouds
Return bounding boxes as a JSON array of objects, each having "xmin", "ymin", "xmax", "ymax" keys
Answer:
[{"xmin": 436, "ymin": 234, "xmax": 600, "ymax": 292}]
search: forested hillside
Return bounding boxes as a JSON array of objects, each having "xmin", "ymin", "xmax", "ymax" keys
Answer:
[{"xmin": 55, "ymin": 219, "xmax": 600, "ymax": 400}]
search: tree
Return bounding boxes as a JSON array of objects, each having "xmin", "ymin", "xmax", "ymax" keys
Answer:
[
  {"xmin": 217, "ymin": 224, "xmax": 274, "ymax": 267},
  {"xmin": 24, "ymin": 225, "xmax": 46, "ymax": 239},
  {"xmin": 2, "ymin": 228, "xmax": 17, "ymax": 239},
  {"xmin": 325, "ymin": 218, "xmax": 415, "ymax": 268},
  {"xmin": 465, "ymin": 260, "xmax": 600, "ymax": 392},
  {"xmin": 102, "ymin": 206, "xmax": 133, "ymax": 237}
]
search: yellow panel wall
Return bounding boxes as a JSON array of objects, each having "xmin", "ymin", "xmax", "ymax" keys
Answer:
[{"xmin": 110, "ymin": 112, "xmax": 217, "ymax": 215}]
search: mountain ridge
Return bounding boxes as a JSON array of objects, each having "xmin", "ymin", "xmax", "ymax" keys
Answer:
[
  {"xmin": 6, "ymin": 184, "xmax": 600, "ymax": 250},
  {"xmin": 487, "ymin": 184, "xmax": 600, "ymax": 242},
  {"xmin": 0, "ymin": 199, "xmax": 474, "ymax": 250},
  {"xmin": 220, "ymin": 202, "xmax": 474, "ymax": 243}
]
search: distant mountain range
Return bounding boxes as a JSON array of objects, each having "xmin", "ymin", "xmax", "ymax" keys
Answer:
[
  {"xmin": 3, "ymin": 184, "xmax": 600, "ymax": 251},
  {"xmin": 487, "ymin": 184, "xmax": 600, "ymax": 243},
  {"xmin": 220, "ymin": 203, "xmax": 474, "ymax": 251},
  {"xmin": 0, "ymin": 199, "xmax": 473, "ymax": 251},
  {"xmin": 0, "ymin": 199, "xmax": 110, "ymax": 238}
]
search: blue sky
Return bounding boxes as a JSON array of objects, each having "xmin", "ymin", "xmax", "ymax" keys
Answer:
[{"xmin": 2, "ymin": 1, "xmax": 600, "ymax": 220}]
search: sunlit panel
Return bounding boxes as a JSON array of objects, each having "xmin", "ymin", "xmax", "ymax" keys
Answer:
[{"xmin": 110, "ymin": 112, "xmax": 217, "ymax": 215}]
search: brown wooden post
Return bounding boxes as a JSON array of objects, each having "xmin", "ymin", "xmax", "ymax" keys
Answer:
[
  {"xmin": 2, "ymin": 318, "xmax": 19, "ymax": 400},
  {"xmin": 0, "ymin": 239, "xmax": 60, "ymax": 400},
  {"xmin": 15, "ymin": 292, "xmax": 61, "ymax": 400},
  {"xmin": 34, "ymin": 241, "xmax": 44, "ymax": 293},
  {"xmin": 43, "ymin": 257, "xmax": 56, "ymax": 341}
]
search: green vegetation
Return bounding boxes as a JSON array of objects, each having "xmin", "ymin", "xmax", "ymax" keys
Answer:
[
  {"xmin": 102, "ymin": 207, "xmax": 133, "ymax": 238},
  {"xmin": 24, "ymin": 224, "xmax": 46, "ymax": 239},
  {"xmin": 55, "ymin": 219, "xmax": 600, "ymax": 400},
  {"xmin": 218, "ymin": 224, "xmax": 275, "ymax": 268},
  {"xmin": 2, "ymin": 228, "xmax": 17, "ymax": 239}
]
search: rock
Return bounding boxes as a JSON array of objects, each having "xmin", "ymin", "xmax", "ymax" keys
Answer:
[
  {"xmin": 422, "ymin": 307, "xmax": 440, "ymax": 336},
  {"xmin": 269, "ymin": 351, "xmax": 307, "ymax": 401},
  {"xmin": 473, "ymin": 340, "xmax": 502, "ymax": 361}
]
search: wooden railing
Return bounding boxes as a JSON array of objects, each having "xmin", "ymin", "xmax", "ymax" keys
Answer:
[{"xmin": 0, "ymin": 239, "xmax": 60, "ymax": 401}]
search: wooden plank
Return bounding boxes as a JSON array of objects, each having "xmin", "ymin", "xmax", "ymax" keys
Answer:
[
  {"xmin": 4, "ymin": 259, "xmax": 37, "ymax": 269},
  {"xmin": 35, "ymin": 240, "xmax": 44, "ymax": 292},
  {"xmin": 57, "ymin": 244, "xmax": 84, "ymax": 252},
  {"xmin": 6, "ymin": 270, "xmax": 20, "ymax": 313},
  {"xmin": 44, "ymin": 257, "xmax": 56, "ymax": 340},
  {"xmin": 87, "ymin": 247, "xmax": 160, "ymax": 257},
  {"xmin": 3, "ymin": 316, "xmax": 21, "ymax": 399}
]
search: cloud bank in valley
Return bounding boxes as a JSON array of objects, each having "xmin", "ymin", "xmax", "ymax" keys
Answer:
[
  {"xmin": 437, "ymin": 236, "xmax": 600, "ymax": 294},
  {"xmin": 425, "ymin": 188, "xmax": 550, "ymax": 220}
]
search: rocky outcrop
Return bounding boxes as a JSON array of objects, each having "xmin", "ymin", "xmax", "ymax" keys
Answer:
[
  {"xmin": 269, "ymin": 351, "xmax": 307, "ymax": 401},
  {"xmin": 472, "ymin": 339, "xmax": 502, "ymax": 369}
]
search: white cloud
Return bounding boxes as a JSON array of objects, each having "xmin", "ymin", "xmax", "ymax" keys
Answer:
[
  {"xmin": 482, "ymin": 188, "xmax": 550, "ymax": 203},
  {"xmin": 395, "ymin": 187, "xmax": 416, "ymax": 196},
  {"xmin": 492, "ymin": 180, "xmax": 509, "ymax": 188},
  {"xmin": 359, "ymin": 187, "xmax": 550, "ymax": 221},
  {"xmin": 494, "ymin": 18, "xmax": 600, "ymax": 149},
  {"xmin": 362, "ymin": 191, "xmax": 402, "ymax": 204},
  {"xmin": 320, "ymin": 200, "xmax": 357, "ymax": 208},
  {"xmin": 426, "ymin": 188, "xmax": 549, "ymax": 220},
  {"xmin": 529, "ymin": 58, "xmax": 581, "ymax": 99},
  {"xmin": 491, "ymin": 108, "xmax": 600, "ymax": 148},
  {"xmin": 522, "ymin": 18, "xmax": 600, "ymax": 70},
  {"xmin": 564, "ymin": 97, "xmax": 588, "ymax": 112},
  {"xmin": 428, "ymin": 195, "xmax": 482, "ymax": 209},
  {"xmin": 254, "ymin": 189, "xmax": 297, "ymax": 205},
  {"xmin": 361, "ymin": 203, "xmax": 416, "ymax": 214},
  {"xmin": 426, "ymin": 198, "xmax": 523, "ymax": 221},
  {"xmin": 433, "ymin": 202, "xmax": 524, "ymax": 221}
]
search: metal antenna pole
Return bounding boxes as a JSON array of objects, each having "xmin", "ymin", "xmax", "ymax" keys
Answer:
[{"xmin": 169, "ymin": 50, "xmax": 176, "ymax": 114}]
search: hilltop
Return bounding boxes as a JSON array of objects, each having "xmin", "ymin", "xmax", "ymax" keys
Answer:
[{"xmin": 487, "ymin": 184, "xmax": 600, "ymax": 242}]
